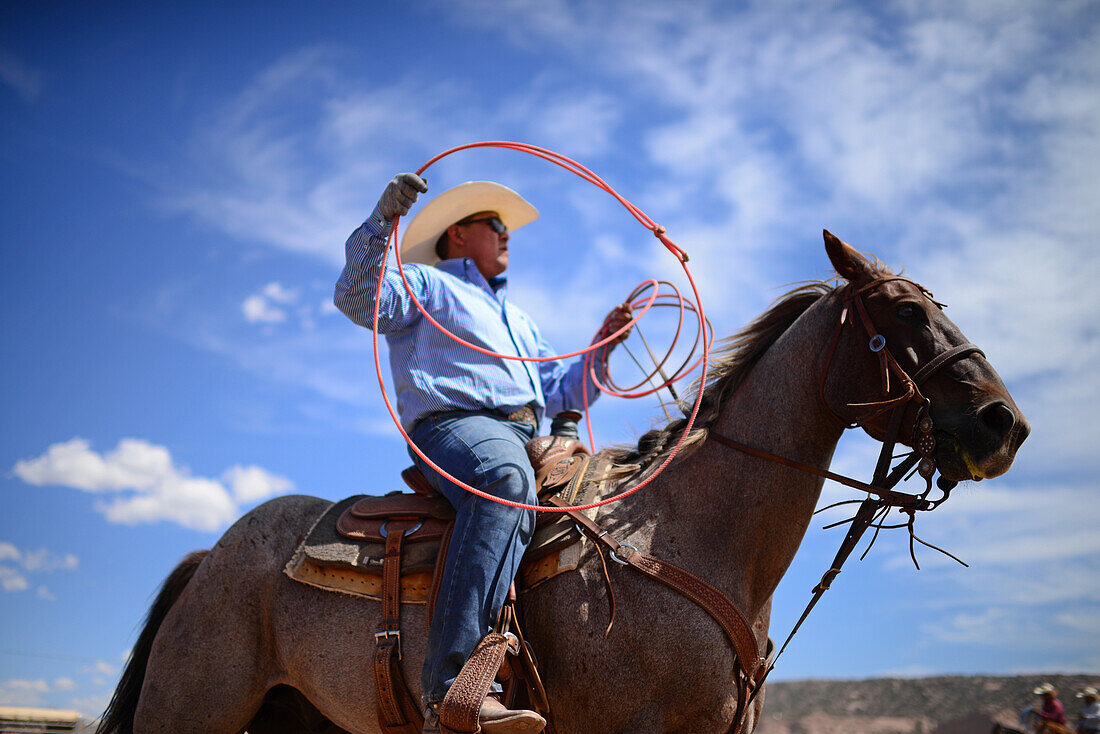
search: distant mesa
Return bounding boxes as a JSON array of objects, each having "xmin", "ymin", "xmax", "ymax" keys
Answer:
[{"xmin": 756, "ymin": 674, "xmax": 1096, "ymax": 734}]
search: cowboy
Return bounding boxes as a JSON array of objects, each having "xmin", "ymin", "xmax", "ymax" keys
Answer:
[
  {"xmin": 1078, "ymin": 687, "xmax": 1100, "ymax": 734},
  {"xmin": 335, "ymin": 173, "xmax": 631, "ymax": 733},
  {"xmin": 1034, "ymin": 683, "xmax": 1068, "ymax": 728}
]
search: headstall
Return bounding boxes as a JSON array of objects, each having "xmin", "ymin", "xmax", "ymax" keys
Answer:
[{"xmin": 708, "ymin": 276, "xmax": 986, "ymax": 716}]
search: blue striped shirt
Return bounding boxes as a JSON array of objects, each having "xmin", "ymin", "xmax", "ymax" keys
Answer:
[{"xmin": 335, "ymin": 206, "xmax": 600, "ymax": 432}]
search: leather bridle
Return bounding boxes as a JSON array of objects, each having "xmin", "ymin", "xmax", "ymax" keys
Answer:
[
  {"xmin": 708, "ymin": 276, "xmax": 986, "ymax": 725},
  {"xmin": 818, "ymin": 277, "xmax": 984, "ymax": 467},
  {"xmin": 712, "ymin": 276, "xmax": 984, "ymax": 510}
]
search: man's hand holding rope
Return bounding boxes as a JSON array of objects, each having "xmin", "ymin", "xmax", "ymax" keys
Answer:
[{"xmin": 601, "ymin": 304, "xmax": 634, "ymax": 346}]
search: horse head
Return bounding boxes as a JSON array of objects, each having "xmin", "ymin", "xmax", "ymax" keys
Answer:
[{"xmin": 822, "ymin": 230, "xmax": 1029, "ymax": 482}]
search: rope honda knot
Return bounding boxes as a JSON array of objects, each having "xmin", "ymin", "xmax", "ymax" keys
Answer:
[{"xmin": 652, "ymin": 225, "xmax": 689, "ymax": 263}]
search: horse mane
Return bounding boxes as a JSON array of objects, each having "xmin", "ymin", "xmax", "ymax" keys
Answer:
[{"xmin": 599, "ymin": 279, "xmax": 848, "ymax": 479}]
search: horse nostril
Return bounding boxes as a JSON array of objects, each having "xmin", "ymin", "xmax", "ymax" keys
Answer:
[{"xmin": 979, "ymin": 401, "xmax": 1016, "ymax": 438}]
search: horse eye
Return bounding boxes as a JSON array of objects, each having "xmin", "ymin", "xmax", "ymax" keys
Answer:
[{"xmin": 897, "ymin": 304, "xmax": 917, "ymax": 319}]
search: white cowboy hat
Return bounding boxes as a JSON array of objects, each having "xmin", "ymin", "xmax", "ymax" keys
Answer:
[
  {"xmin": 1034, "ymin": 683, "xmax": 1058, "ymax": 696},
  {"xmin": 1078, "ymin": 687, "xmax": 1099, "ymax": 698},
  {"xmin": 399, "ymin": 181, "xmax": 539, "ymax": 266}
]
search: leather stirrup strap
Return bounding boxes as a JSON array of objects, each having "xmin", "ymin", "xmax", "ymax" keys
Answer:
[
  {"xmin": 426, "ymin": 522, "xmax": 454, "ymax": 632},
  {"xmin": 496, "ymin": 596, "xmax": 551, "ymax": 721},
  {"xmin": 438, "ymin": 632, "xmax": 515, "ymax": 734},
  {"xmin": 372, "ymin": 520, "xmax": 423, "ymax": 734}
]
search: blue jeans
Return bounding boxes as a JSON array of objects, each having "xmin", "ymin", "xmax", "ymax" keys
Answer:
[{"xmin": 409, "ymin": 411, "xmax": 538, "ymax": 704}]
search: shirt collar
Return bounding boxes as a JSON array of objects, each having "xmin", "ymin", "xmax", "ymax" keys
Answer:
[{"xmin": 436, "ymin": 258, "xmax": 508, "ymax": 298}]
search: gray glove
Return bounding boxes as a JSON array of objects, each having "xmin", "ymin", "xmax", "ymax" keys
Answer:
[{"xmin": 376, "ymin": 173, "xmax": 428, "ymax": 220}]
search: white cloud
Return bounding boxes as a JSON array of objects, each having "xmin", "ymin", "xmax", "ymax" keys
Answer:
[
  {"xmin": 53, "ymin": 677, "xmax": 76, "ymax": 692},
  {"xmin": 1054, "ymin": 607, "xmax": 1100, "ymax": 635},
  {"xmin": 222, "ymin": 464, "xmax": 296, "ymax": 503},
  {"xmin": 20, "ymin": 548, "xmax": 79, "ymax": 573},
  {"xmin": 165, "ymin": 47, "xmax": 472, "ymax": 268},
  {"xmin": 262, "ymin": 281, "xmax": 299, "ymax": 304},
  {"xmin": 933, "ymin": 559, "xmax": 1100, "ymax": 610},
  {"xmin": 242, "ymin": 293, "xmax": 286, "ymax": 324},
  {"xmin": 0, "ymin": 566, "xmax": 29, "ymax": 593},
  {"xmin": 926, "ymin": 607, "xmax": 1021, "ymax": 645},
  {"xmin": 82, "ymin": 660, "xmax": 118, "ymax": 677},
  {"xmin": 12, "ymin": 438, "xmax": 174, "ymax": 493},
  {"xmin": 502, "ymin": 87, "xmax": 622, "ymax": 158},
  {"xmin": 0, "ymin": 542, "xmax": 18, "ymax": 562},
  {"xmin": 12, "ymin": 438, "xmax": 295, "ymax": 532},
  {"xmin": 0, "ymin": 543, "xmax": 77, "ymax": 595},
  {"xmin": 70, "ymin": 692, "xmax": 111, "ymax": 721},
  {"xmin": 0, "ymin": 678, "xmax": 49, "ymax": 707},
  {"xmin": 68, "ymin": 695, "xmax": 110, "ymax": 721},
  {"xmin": 443, "ymin": 0, "xmax": 1100, "ymax": 361},
  {"xmin": 924, "ymin": 602, "xmax": 1100, "ymax": 654},
  {"xmin": 243, "ymin": 282, "xmax": 320, "ymax": 328},
  {"xmin": 97, "ymin": 473, "xmax": 237, "ymax": 532}
]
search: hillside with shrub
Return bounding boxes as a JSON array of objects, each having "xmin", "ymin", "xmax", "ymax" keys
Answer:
[{"xmin": 757, "ymin": 674, "xmax": 1096, "ymax": 734}]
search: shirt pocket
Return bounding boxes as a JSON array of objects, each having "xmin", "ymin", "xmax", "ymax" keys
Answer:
[{"xmin": 504, "ymin": 307, "xmax": 541, "ymax": 357}]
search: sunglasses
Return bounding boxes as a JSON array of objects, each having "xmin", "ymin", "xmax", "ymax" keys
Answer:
[{"xmin": 457, "ymin": 216, "xmax": 508, "ymax": 235}]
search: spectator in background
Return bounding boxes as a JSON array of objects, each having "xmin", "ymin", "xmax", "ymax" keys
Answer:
[
  {"xmin": 1034, "ymin": 683, "xmax": 1067, "ymax": 727},
  {"xmin": 1077, "ymin": 687, "xmax": 1099, "ymax": 734}
]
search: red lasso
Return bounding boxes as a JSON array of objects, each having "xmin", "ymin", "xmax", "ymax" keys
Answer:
[{"xmin": 373, "ymin": 141, "xmax": 711, "ymax": 512}]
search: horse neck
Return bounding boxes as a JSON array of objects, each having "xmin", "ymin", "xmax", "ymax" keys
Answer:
[{"xmin": 605, "ymin": 292, "xmax": 848, "ymax": 621}]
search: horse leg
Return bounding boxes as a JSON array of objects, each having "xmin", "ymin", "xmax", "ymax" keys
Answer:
[
  {"xmin": 270, "ymin": 569, "xmax": 432, "ymax": 734},
  {"xmin": 132, "ymin": 543, "xmax": 273, "ymax": 733},
  {"xmin": 133, "ymin": 498, "xmax": 331, "ymax": 733}
]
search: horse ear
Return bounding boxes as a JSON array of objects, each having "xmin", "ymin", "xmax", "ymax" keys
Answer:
[{"xmin": 823, "ymin": 229, "xmax": 875, "ymax": 285}]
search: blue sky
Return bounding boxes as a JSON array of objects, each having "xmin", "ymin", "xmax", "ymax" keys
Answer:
[{"xmin": 2, "ymin": 0, "xmax": 1098, "ymax": 718}]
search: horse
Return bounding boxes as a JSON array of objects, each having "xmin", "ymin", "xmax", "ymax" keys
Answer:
[{"xmin": 97, "ymin": 232, "xmax": 1028, "ymax": 734}]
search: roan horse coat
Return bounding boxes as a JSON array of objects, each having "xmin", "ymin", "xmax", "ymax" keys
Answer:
[{"xmin": 99, "ymin": 233, "xmax": 1028, "ymax": 733}]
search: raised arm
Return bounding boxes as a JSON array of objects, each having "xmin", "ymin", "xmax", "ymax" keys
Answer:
[{"xmin": 334, "ymin": 173, "xmax": 431, "ymax": 333}]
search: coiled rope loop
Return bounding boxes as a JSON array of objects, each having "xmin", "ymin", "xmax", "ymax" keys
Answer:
[{"xmin": 373, "ymin": 141, "xmax": 710, "ymax": 512}]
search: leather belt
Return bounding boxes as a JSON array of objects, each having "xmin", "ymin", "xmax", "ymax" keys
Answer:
[{"xmin": 502, "ymin": 404, "xmax": 538, "ymax": 428}]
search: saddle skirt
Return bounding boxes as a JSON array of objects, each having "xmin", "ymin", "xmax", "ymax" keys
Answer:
[{"xmin": 284, "ymin": 438, "xmax": 610, "ymax": 604}]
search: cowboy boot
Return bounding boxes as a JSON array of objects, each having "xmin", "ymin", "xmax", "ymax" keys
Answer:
[{"xmin": 477, "ymin": 697, "xmax": 545, "ymax": 734}]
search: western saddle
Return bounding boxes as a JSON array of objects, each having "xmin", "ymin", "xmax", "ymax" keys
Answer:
[{"xmin": 285, "ymin": 424, "xmax": 768, "ymax": 734}]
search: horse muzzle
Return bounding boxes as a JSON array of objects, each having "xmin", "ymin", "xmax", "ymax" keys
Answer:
[{"xmin": 934, "ymin": 399, "xmax": 1030, "ymax": 481}]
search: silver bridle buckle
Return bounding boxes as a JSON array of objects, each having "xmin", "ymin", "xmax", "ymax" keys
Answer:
[{"xmin": 609, "ymin": 543, "xmax": 638, "ymax": 565}]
